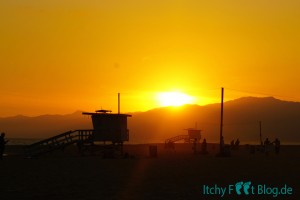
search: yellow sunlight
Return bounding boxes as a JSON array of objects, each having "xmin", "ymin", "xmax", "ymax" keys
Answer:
[{"xmin": 156, "ymin": 91, "xmax": 195, "ymax": 107}]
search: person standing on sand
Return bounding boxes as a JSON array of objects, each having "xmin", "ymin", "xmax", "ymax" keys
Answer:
[
  {"xmin": 0, "ymin": 132, "xmax": 8, "ymax": 160},
  {"xmin": 273, "ymin": 138, "xmax": 280, "ymax": 155},
  {"xmin": 235, "ymin": 138, "xmax": 240, "ymax": 150},
  {"xmin": 201, "ymin": 138, "xmax": 208, "ymax": 154},
  {"xmin": 264, "ymin": 138, "xmax": 271, "ymax": 156},
  {"xmin": 230, "ymin": 139, "xmax": 235, "ymax": 150}
]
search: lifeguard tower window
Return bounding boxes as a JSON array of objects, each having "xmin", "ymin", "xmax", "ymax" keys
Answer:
[
  {"xmin": 82, "ymin": 112, "xmax": 131, "ymax": 143},
  {"xmin": 188, "ymin": 129, "xmax": 201, "ymax": 140}
]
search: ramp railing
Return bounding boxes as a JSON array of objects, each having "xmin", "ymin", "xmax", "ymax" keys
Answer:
[{"xmin": 24, "ymin": 129, "xmax": 94, "ymax": 157}]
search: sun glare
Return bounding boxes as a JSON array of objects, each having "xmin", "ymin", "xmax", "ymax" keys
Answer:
[{"xmin": 157, "ymin": 92, "xmax": 195, "ymax": 107}]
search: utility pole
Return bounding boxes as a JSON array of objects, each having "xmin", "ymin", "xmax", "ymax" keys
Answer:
[
  {"xmin": 118, "ymin": 93, "xmax": 120, "ymax": 114},
  {"xmin": 219, "ymin": 87, "xmax": 224, "ymax": 154}
]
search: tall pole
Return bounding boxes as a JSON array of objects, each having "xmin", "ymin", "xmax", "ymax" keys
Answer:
[
  {"xmin": 118, "ymin": 93, "xmax": 120, "ymax": 114},
  {"xmin": 220, "ymin": 87, "xmax": 224, "ymax": 153}
]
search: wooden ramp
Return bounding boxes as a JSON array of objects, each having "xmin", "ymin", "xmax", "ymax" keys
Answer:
[
  {"xmin": 24, "ymin": 129, "xmax": 94, "ymax": 157},
  {"xmin": 165, "ymin": 135, "xmax": 191, "ymax": 144}
]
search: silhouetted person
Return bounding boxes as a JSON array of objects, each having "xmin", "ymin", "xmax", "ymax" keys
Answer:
[
  {"xmin": 264, "ymin": 138, "xmax": 271, "ymax": 156},
  {"xmin": 0, "ymin": 132, "xmax": 8, "ymax": 160},
  {"xmin": 273, "ymin": 138, "xmax": 280, "ymax": 155},
  {"xmin": 235, "ymin": 139, "xmax": 240, "ymax": 150},
  {"xmin": 230, "ymin": 139, "xmax": 235, "ymax": 150},
  {"xmin": 201, "ymin": 138, "xmax": 208, "ymax": 154},
  {"xmin": 193, "ymin": 138, "xmax": 198, "ymax": 154}
]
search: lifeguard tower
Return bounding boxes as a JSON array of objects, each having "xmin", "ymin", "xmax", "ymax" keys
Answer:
[
  {"xmin": 25, "ymin": 94, "xmax": 132, "ymax": 157},
  {"xmin": 165, "ymin": 128, "xmax": 201, "ymax": 144},
  {"xmin": 165, "ymin": 128, "xmax": 201, "ymax": 153},
  {"xmin": 82, "ymin": 109, "xmax": 131, "ymax": 144},
  {"xmin": 186, "ymin": 128, "xmax": 201, "ymax": 140}
]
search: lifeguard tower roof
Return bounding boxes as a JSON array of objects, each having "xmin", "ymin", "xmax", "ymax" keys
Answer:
[{"xmin": 82, "ymin": 111, "xmax": 131, "ymax": 118}]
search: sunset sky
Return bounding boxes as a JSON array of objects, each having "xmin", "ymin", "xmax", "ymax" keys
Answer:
[{"xmin": 1, "ymin": 0, "xmax": 300, "ymax": 116}]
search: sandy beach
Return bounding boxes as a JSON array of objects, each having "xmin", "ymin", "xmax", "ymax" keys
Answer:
[{"xmin": 0, "ymin": 144, "xmax": 299, "ymax": 200}]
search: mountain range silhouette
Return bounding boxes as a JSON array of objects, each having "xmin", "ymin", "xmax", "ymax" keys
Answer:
[{"xmin": 1, "ymin": 97, "xmax": 300, "ymax": 144}]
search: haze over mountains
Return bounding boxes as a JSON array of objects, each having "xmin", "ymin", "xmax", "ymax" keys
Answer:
[{"xmin": 1, "ymin": 97, "xmax": 300, "ymax": 144}]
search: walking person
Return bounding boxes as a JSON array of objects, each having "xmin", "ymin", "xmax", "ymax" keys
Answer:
[
  {"xmin": 0, "ymin": 132, "xmax": 8, "ymax": 160},
  {"xmin": 230, "ymin": 139, "xmax": 235, "ymax": 150},
  {"xmin": 235, "ymin": 138, "xmax": 240, "ymax": 150},
  {"xmin": 273, "ymin": 138, "xmax": 281, "ymax": 155},
  {"xmin": 201, "ymin": 138, "xmax": 208, "ymax": 154},
  {"xmin": 264, "ymin": 138, "xmax": 271, "ymax": 156}
]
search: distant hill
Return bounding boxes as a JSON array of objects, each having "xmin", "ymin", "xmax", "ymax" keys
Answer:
[
  {"xmin": 128, "ymin": 97, "xmax": 300, "ymax": 144},
  {"xmin": 0, "ymin": 111, "xmax": 92, "ymax": 139},
  {"xmin": 1, "ymin": 97, "xmax": 300, "ymax": 144}
]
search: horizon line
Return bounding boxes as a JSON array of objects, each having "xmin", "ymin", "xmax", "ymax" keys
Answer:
[{"xmin": 0, "ymin": 95, "xmax": 298, "ymax": 118}]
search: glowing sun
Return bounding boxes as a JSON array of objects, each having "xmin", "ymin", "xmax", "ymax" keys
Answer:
[{"xmin": 157, "ymin": 91, "xmax": 195, "ymax": 107}]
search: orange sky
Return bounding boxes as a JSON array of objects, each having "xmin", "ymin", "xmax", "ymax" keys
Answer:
[{"xmin": 0, "ymin": 0, "xmax": 300, "ymax": 116}]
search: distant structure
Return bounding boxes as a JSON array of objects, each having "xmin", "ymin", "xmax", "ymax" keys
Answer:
[
  {"xmin": 165, "ymin": 128, "xmax": 201, "ymax": 153},
  {"xmin": 25, "ymin": 94, "xmax": 131, "ymax": 157},
  {"xmin": 186, "ymin": 128, "xmax": 201, "ymax": 141},
  {"xmin": 186, "ymin": 128, "xmax": 201, "ymax": 154}
]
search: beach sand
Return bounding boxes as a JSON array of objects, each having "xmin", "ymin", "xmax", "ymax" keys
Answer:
[{"xmin": 1, "ymin": 144, "xmax": 299, "ymax": 199}]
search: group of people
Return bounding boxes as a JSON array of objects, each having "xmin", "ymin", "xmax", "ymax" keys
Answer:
[
  {"xmin": 263, "ymin": 137, "xmax": 280, "ymax": 155},
  {"xmin": 0, "ymin": 132, "xmax": 8, "ymax": 160}
]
